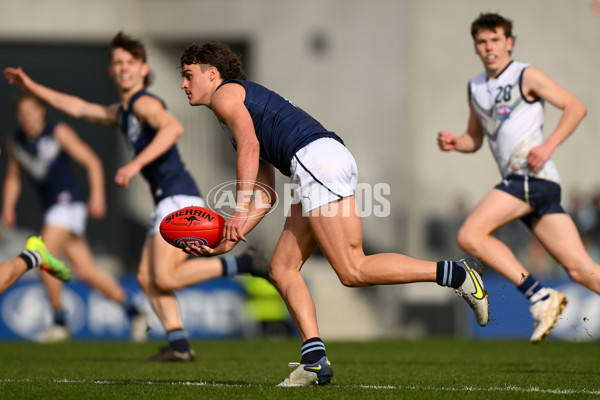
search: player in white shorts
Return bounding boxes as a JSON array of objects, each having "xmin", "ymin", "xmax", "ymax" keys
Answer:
[
  {"xmin": 2, "ymin": 94, "xmax": 147, "ymax": 343},
  {"xmin": 5, "ymin": 33, "xmax": 270, "ymax": 360},
  {"xmin": 290, "ymin": 138, "xmax": 358, "ymax": 213},
  {"xmin": 180, "ymin": 40, "xmax": 490, "ymax": 387},
  {"xmin": 438, "ymin": 13, "xmax": 599, "ymax": 343},
  {"xmin": 0, "ymin": 146, "xmax": 71, "ymax": 296}
]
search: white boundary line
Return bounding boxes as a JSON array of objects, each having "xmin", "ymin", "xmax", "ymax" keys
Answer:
[
  {"xmin": 1, "ymin": 379, "xmax": 599, "ymax": 395},
  {"xmin": 359, "ymin": 384, "xmax": 600, "ymax": 395}
]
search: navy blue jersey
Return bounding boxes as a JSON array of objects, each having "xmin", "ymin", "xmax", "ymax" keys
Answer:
[
  {"xmin": 216, "ymin": 80, "xmax": 344, "ymax": 177},
  {"xmin": 117, "ymin": 90, "xmax": 201, "ymax": 204},
  {"xmin": 12, "ymin": 122, "xmax": 83, "ymax": 210}
]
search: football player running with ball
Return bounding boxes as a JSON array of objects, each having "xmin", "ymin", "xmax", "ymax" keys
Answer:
[
  {"xmin": 4, "ymin": 32, "xmax": 269, "ymax": 360},
  {"xmin": 437, "ymin": 13, "xmax": 598, "ymax": 343},
  {"xmin": 179, "ymin": 40, "xmax": 490, "ymax": 386}
]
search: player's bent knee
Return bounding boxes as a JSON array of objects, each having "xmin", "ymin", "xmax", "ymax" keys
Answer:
[
  {"xmin": 136, "ymin": 271, "xmax": 151, "ymax": 292},
  {"xmin": 564, "ymin": 264, "xmax": 586, "ymax": 285},
  {"xmin": 153, "ymin": 276, "xmax": 181, "ymax": 292},
  {"xmin": 336, "ymin": 267, "xmax": 368, "ymax": 287},
  {"xmin": 267, "ymin": 266, "xmax": 286, "ymax": 289},
  {"xmin": 456, "ymin": 228, "xmax": 478, "ymax": 254}
]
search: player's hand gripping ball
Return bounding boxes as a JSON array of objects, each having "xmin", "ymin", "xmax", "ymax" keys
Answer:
[{"xmin": 160, "ymin": 206, "xmax": 225, "ymax": 249}]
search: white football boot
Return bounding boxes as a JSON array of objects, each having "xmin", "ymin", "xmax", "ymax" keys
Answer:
[
  {"xmin": 454, "ymin": 258, "xmax": 490, "ymax": 327},
  {"xmin": 530, "ymin": 288, "xmax": 568, "ymax": 343},
  {"xmin": 277, "ymin": 356, "xmax": 333, "ymax": 387}
]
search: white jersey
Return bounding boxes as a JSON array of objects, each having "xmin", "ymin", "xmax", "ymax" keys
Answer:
[{"xmin": 469, "ymin": 60, "xmax": 560, "ymax": 183}]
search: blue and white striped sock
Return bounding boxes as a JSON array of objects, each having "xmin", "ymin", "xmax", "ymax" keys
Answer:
[
  {"xmin": 517, "ymin": 275, "xmax": 550, "ymax": 304},
  {"xmin": 436, "ymin": 260, "xmax": 467, "ymax": 289},
  {"xmin": 300, "ymin": 337, "xmax": 326, "ymax": 364}
]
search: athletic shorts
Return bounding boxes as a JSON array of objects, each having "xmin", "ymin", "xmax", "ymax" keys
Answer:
[
  {"xmin": 495, "ymin": 174, "xmax": 565, "ymax": 228},
  {"xmin": 289, "ymin": 137, "xmax": 358, "ymax": 213},
  {"xmin": 147, "ymin": 194, "xmax": 205, "ymax": 236},
  {"xmin": 44, "ymin": 202, "xmax": 88, "ymax": 237}
]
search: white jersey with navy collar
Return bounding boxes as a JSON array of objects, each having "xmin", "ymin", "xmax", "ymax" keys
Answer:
[{"xmin": 469, "ymin": 60, "xmax": 560, "ymax": 183}]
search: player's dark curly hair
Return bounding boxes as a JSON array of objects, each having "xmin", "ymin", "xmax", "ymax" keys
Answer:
[
  {"xmin": 180, "ymin": 41, "xmax": 246, "ymax": 81},
  {"xmin": 110, "ymin": 31, "xmax": 152, "ymax": 87},
  {"xmin": 471, "ymin": 13, "xmax": 515, "ymax": 42}
]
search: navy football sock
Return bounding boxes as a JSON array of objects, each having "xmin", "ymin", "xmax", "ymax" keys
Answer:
[
  {"xmin": 517, "ymin": 275, "xmax": 550, "ymax": 304},
  {"xmin": 436, "ymin": 261, "xmax": 467, "ymax": 289},
  {"xmin": 300, "ymin": 337, "xmax": 326, "ymax": 364},
  {"xmin": 122, "ymin": 296, "xmax": 141, "ymax": 318},
  {"xmin": 53, "ymin": 308, "xmax": 68, "ymax": 327},
  {"xmin": 167, "ymin": 329, "xmax": 191, "ymax": 352},
  {"xmin": 220, "ymin": 254, "xmax": 253, "ymax": 276}
]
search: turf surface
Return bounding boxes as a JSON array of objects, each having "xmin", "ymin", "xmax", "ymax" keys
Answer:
[{"xmin": 0, "ymin": 339, "xmax": 598, "ymax": 399}]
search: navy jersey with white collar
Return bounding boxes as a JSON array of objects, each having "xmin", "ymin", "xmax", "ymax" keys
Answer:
[
  {"xmin": 11, "ymin": 121, "xmax": 83, "ymax": 210},
  {"xmin": 215, "ymin": 79, "xmax": 344, "ymax": 177},
  {"xmin": 117, "ymin": 89, "xmax": 201, "ymax": 204}
]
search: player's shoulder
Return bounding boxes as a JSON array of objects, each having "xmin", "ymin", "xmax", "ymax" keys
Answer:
[
  {"xmin": 134, "ymin": 90, "xmax": 165, "ymax": 106},
  {"xmin": 131, "ymin": 91, "xmax": 167, "ymax": 114},
  {"xmin": 470, "ymin": 71, "xmax": 487, "ymax": 83}
]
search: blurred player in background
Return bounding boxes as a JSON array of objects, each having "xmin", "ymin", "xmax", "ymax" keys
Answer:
[
  {"xmin": 0, "ymin": 147, "xmax": 71, "ymax": 294},
  {"xmin": 2, "ymin": 93, "xmax": 147, "ymax": 343},
  {"xmin": 4, "ymin": 32, "xmax": 268, "ymax": 360},
  {"xmin": 437, "ymin": 13, "xmax": 598, "ymax": 343},
  {"xmin": 179, "ymin": 41, "xmax": 489, "ymax": 387}
]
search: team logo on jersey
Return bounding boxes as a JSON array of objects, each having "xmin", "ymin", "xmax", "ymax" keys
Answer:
[
  {"xmin": 127, "ymin": 115, "xmax": 142, "ymax": 146},
  {"xmin": 496, "ymin": 105, "xmax": 513, "ymax": 121}
]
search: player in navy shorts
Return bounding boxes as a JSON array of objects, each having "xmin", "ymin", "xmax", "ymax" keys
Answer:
[{"xmin": 438, "ymin": 13, "xmax": 599, "ymax": 343}]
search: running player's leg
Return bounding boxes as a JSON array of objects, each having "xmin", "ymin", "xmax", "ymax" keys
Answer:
[
  {"xmin": 308, "ymin": 196, "xmax": 489, "ymax": 327},
  {"xmin": 0, "ymin": 258, "xmax": 28, "ymax": 295},
  {"xmin": 533, "ymin": 213, "xmax": 600, "ymax": 293},
  {"xmin": 140, "ymin": 234, "xmax": 195, "ymax": 361},
  {"xmin": 0, "ymin": 237, "xmax": 70, "ymax": 295},
  {"xmin": 309, "ymin": 196, "xmax": 435, "ymax": 285},
  {"xmin": 269, "ymin": 202, "xmax": 318, "ymax": 341},
  {"xmin": 38, "ymin": 225, "xmax": 71, "ymax": 342},
  {"xmin": 457, "ymin": 188, "xmax": 534, "ymax": 285},
  {"xmin": 62, "ymin": 234, "xmax": 125, "ymax": 301},
  {"xmin": 271, "ymin": 202, "xmax": 332, "ymax": 386}
]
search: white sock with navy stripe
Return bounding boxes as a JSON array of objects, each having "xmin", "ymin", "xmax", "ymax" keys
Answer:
[{"xmin": 19, "ymin": 250, "xmax": 42, "ymax": 270}]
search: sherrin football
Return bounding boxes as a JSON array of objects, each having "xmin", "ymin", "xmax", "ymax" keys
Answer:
[{"xmin": 159, "ymin": 206, "xmax": 225, "ymax": 249}]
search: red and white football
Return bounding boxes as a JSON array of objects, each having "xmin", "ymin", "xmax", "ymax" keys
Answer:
[{"xmin": 159, "ymin": 206, "xmax": 225, "ymax": 249}]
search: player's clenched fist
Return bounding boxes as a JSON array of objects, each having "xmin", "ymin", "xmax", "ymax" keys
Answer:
[{"xmin": 437, "ymin": 131, "xmax": 458, "ymax": 151}]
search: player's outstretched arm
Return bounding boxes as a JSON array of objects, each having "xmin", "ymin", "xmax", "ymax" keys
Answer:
[{"xmin": 3, "ymin": 67, "xmax": 119, "ymax": 126}]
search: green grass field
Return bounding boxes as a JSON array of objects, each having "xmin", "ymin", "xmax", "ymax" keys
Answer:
[{"xmin": 0, "ymin": 339, "xmax": 598, "ymax": 399}]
